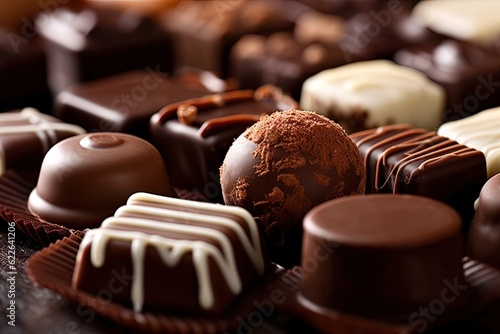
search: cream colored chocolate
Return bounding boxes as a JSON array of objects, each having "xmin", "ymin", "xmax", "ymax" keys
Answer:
[
  {"xmin": 438, "ymin": 107, "xmax": 500, "ymax": 178},
  {"xmin": 73, "ymin": 192, "xmax": 265, "ymax": 313},
  {"xmin": 413, "ymin": 1, "xmax": 500, "ymax": 44},
  {"xmin": 300, "ymin": 60, "xmax": 445, "ymax": 133},
  {"xmin": 0, "ymin": 108, "xmax": 86, "ymax": 175}
]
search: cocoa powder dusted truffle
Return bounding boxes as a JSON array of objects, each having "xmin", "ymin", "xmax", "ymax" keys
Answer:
[{"xmin": 220, "ymin": 110, "xmax": 365, "ymax": 264}]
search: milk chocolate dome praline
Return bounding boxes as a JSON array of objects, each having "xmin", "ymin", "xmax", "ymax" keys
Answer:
[{"xmin": 28, "ymin": 132, "xmax": 176, "ymax": 229}]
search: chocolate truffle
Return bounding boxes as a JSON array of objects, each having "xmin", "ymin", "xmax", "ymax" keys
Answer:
[
  {"xmin": 150, "ymin": 86, "xmax": 298, "ymax": 203},
  {"xmin": 0, "ymin": 108, "xmax": 86, "ymax": 175},
  {"xmin": 72, "ymin": 192, "xmax": 270, "ymax": 314},
  {"xmin": 300, "ymin": 60, "xmax": 446, "ymax": 133},
  {"xmin": 350, "ymin": 124, "xmax": 487, "ymax": 229},
  {"xmin": 37, "ymin": 5, "xmax": 172, "ymax": 93},
  {"xmin": 55, "ymin": 69, "xmax": 236, "ymax": 138},
  {"xmin": 395, "ymin": 39, "xmax": 500, "ymax": 122},
  {"xmin": 468, "ymin": 173, "xmax": 500, "ymax": 270},
  {"xmin": 437, "ymin": 106, "xmax": 500, "ymax": 178},
  {"xmin": 220, "ymin": 110, "xmax": 365, "ymax": 264},
  {"xmin": 28, "ymin": 133, "xmax": 175, "ymax": 229},
  {"xmin": 300, "ymin": 194, "xmax": 469, "ymax": 330}
]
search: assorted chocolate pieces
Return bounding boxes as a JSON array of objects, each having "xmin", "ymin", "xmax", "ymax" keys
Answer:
[
  {"xmin": 350, "ymin": 124, "xmax": 487, "ymax": 227},
  {"xmin": 150, "ymin": 86, "xmax": 298, "ymax": 202},
  {"xmin": 37, "ymin": 5, "xmax": 172, "ymax": 94},
  {"xmin": 72, "ymin": 192, "xmax": 269, "ymax": 315},
  {"xmin": 55, "ymin": 69, "xmax": 237, "ymax": 138}
]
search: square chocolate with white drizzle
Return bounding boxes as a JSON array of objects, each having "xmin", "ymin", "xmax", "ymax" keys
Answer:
[
  {"xmin": 72, "ymin": 192, "xmax": 270, "ymax": 315},
  {"xmin": 0, "ymin": 108, "xmax": 85, "ymax": 175}
]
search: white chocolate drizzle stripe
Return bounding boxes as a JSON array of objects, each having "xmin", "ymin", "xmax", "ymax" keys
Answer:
[
  {"xmin": 80, "ymin": 219, "xmax": 243, "ymax": 312},
  {"xmin": 114, "ymin": 204, "xmax": 264, "ymax": 274},
  {"xmin": 126, "ymin": 192, "xmax": 264, "ymax": 273},
  {"xmin": 0, "ymin": 108, "xmax": 85, "ymax": 176}
]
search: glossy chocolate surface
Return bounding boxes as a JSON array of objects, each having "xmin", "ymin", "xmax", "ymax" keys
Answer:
[
  {"xmin": 300, "ymin": 194, "xmax": 469, "ymax": 326},
  {"xmin": 221, "ymin": 110, "xmax": 365, "ymax": 265},
  {"xmin": 73, "ymin": 192, "xmax": 270, "ymax": 315},
  {"xmin": 468, "ymin": 173, "xmax": 500, "ymax": 270},
  {"xmin": 55, "ymin": 69, "xmax": 235, "ymax": 138},
  {"xmin": 350, "ymin": 124, "xmax": 487, "ymax": 229},
  {"xmin": 0, "ymin": 108, "xmax": 85, "ymax": 175},
  {"xmin": 28, "ymin": 133, "xmax": 175, "ymax": 229},
  {"xmin": 150, "ymin": 86, "xmax": 298, "ymax": 203},
  {"xmin": 395, "ymin": 39, "xmax": 500, "ymax": 122},
  {"xmin": 37, "ymin": 5, "xmax": 172, "ymax": 93}
]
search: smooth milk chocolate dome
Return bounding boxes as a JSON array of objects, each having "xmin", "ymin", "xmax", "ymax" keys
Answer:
[
  {"xmin": 220, "ymin": 110, "xmax": 365, "ymax": 263},
  {"xmin": 299, "ymin": 194, "xmax": 469, "ymax": 327},
  {"xmin": 468, "ymin": 173, "xmax": 500, "ymax": 270},
  {"xmin": 28, "ymin": 133, "xmax": 176, "ymax": 229}
]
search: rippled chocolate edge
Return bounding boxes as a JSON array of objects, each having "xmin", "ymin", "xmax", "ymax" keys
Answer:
[
  {"xmin": 26, "ymin": 233, "xmax": 285, "ymax": 334},
  {"xmin": 0, "ymin": 169, "xmax": 84, "ymax": 246}
]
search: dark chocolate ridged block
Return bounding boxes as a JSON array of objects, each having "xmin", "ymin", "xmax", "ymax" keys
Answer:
[
  {"xmin": 150, "ymin": 86, "xmax": 298, "ymax": 202},
  {"xmin": 350, "ymin": 124, "xmax": 487, "ymax": 229},
  {"xmin": 0, "ymin": 108, "xmax": 85, "ymax": 175},
  {"xmin": 28, "ymin": 133, "xmax": 175, "ymax": 229},
  {"xmin": 55, "ymin": 69, "xmax": 235, "ymax": 138},
  {"xmin": 72, "ymin": 192, "xmax": 269, "ymax": 315},
  {"xmin": 300, "ymin": 194, "xmax": 470, "ymax": 328},
  {"xmin": 468, "ymin": 173, "xmax": 500, "ymax": 270}
]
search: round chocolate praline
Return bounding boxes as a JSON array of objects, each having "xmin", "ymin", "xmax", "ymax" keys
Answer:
[
  {"xmin": 220, "ymin": 110, "xmax": 365, "ymax": 264},
  {"xmin": 28, "ymin": 133, "xmax": 176, "ymax": 229},
  {"xmin": 468, "ymin": 173, "xmax": 500, "ymax": 270},
  {"xmin": 299, "ymin": 194, "xmax": 469, "ymax": 326}
]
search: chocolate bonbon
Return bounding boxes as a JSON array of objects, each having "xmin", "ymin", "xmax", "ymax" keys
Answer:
[
  {"xmin": 55, "ymin": 69, "xmax": 236, "ymax": 138},
  {"xmin": 0, "ymin": 108, "xmax": 85, "ymax": 175},
  {"xmin": 28, "ymin": 133, "xmax": 175, "ymax": 229},
  {"xmin": 150, "ymin": 86, "xmax": 298, "ymax": 202},
  {"xmin": 220, "ymin": 109, "xmax": 365, "ymax": 264},
  {"xmin": 437, "ymin": 106, "xmax": 500, "ymax": 178},
  {"xmin": 72, "ymin": 192, "xmax": 269, "ymax": 314},
  {"xmin": 468, "ymin": 173, "xmax": 500, "ymax": 271},
  {"xmin": 395, "ymin": 39, "xmax": 500, "ymax": 121},
  {"xmin": 350, "ymin": 124, "xmax": 487, "ymax": 227},
  {"xmin": 300, "ymin": 60, "xmax": 446, "ymax": 133},
  {"xmin": 299, "ymin": 194, "xmax": 470, "ymax": 328},
  {"xmin": 37, "ymin": 5, "xmax": 172, "ymax": 93}
]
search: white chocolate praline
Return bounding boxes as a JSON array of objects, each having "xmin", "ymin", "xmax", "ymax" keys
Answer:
[
  {"xmin": 300, "ymin": 60, "xmax": 445, "ymax": 132},
  {"xmin": 73, "ymin": 192, "xmax": 265, "ymax": 313},
  {"xmin": 413, "ymin": 1, "xmax": 500, "ymax": 45},
  {"xmin": 0, "ymin": 108, "xmax": 86, "ymax": 175},
  {"xmin": 438, "ymin": 106, "xmax": 500, "ymax": 178}
]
